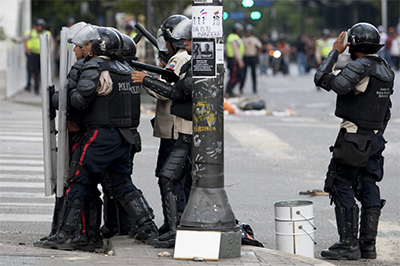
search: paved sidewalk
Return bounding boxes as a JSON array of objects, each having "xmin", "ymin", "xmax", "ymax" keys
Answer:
[{"xmin": 0, "ymin": 236, "xmax": 334, "ymax": 266}]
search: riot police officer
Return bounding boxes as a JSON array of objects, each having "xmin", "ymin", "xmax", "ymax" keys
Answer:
[
  {"xmin": 34, "ymin": 22, "xmax": 93, "ymax": 249},
  {"xmin": 100, "ymin": 34, "xmax": 142, "ymax": 239},
  {"xmin": 42, "ymin": 26, "xmax": 157, "ymax": 250},
  {"xmin": 314, "ymin": 22, "xmax": 394, "ymax": 260},
  {"xmin": 131, "ymin": 16, "xmax": 192, "ymax": 248}
]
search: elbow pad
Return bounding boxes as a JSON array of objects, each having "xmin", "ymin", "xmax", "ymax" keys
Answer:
[
  {"xmin": 143, "ymin": 76, "xmax": 173, "ymax": 99},
  {"xmin": 69, "ymin": 89, "xmax": 88, "ymax": 110},
  {"xmin": 182, "ymin": 76, "xmax": 193, "ymax": 96},
  {"xmin": 314, "ymin": 49, "xmax": 339, "ymax": 89}
]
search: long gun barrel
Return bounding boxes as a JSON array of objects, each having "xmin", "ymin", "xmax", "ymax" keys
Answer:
[
  {"xmin": 133, "ymin": 23, "xmax": 170, "ymax": 63},
  {"xmin": 129, "ymin": 60, "xmax": 180, "ymax": 84},
  {"xmin": 134, "ymin": 23, "xmax": 158, "ymax": 49}
]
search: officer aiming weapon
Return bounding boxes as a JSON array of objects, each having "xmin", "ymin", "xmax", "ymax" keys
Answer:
[{"xmin": 128, "ymin": 60, "xmax": 179, "ymax": 84}]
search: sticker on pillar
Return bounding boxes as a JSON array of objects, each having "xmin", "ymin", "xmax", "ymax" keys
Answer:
[
  {"xmin": 192, "ymin": 6, "xmax": 223, "ymax": 37},
  {"xmin": 194, "ymin": 101, "xmax": 216, "ymax": 132},
  {"xmin": 192, "ymin": 38, "xmax": 216, "ymax": 77}
]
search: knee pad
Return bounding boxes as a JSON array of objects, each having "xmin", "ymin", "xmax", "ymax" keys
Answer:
[{"xmin": 158, "ymin": 144, "xmax": 190, "ymax": 182}]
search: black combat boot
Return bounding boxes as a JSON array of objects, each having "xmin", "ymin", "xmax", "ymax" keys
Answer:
[
  {"xmin": 157, "ymin": 194, "xmax": 170, "ymax": 236},
  {"xmin": 42, "ymin": 199, "xmax": 84, "ymax": 250},
  {"xmin": 74, "ymin": 198, "xmax": 103, "ymax": 251},
  {"xmin": 359, "ymin": 207, "xmax": 380, "ymax": 259},
  {"xmin": 152, "ymin": 191, "xmax": 180, "ymax": 248},
  {"xmin": 34, "ymin": 197, "xmax": 63, "ymax": 247},
  {"xmin": 121, "ymin": 190, "xmax": 158, "ymax": 245},
  {"xmin": 321, "ymin": 204, "xmax": 361, "ymax": 260}
]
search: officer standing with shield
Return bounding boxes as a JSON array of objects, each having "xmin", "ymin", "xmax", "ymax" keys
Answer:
[
  {"xmin": 34, "ymin": 22, "xmax": 89, "ymax": 248},
  {"xmin": 41, "ymin": 26, "xmax": 158, "ymax": 250},
  {"xmin": 132, "ymin": 18, "xmax": 193, "ymax": 248},
  {"xmin": 314, "ymin": 22, "xmax": 394, "ymax": 260}
]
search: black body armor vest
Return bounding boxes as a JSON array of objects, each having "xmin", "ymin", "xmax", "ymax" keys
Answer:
[
  {"xmin": 335, "ymin": 56, "xmax": 394, "ymax": 130},
  {"xmin": 81, "ymin": 59, "xmax": 141, "ymax": 128}
]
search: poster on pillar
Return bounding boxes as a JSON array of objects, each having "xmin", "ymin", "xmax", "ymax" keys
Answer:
[
  {"xmin": 192, "ymin": 38, "xmax": 216, "ymax": 77},
  {"xmin": 192, "ymin": 6, "xmax": 223, "ymax": 38}
]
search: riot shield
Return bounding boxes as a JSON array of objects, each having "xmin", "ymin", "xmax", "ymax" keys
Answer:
[
  {"xmin": 40, "ymin": 34, "xmax": 57, "ymax": 196},
  {"xmin": 56, "ymin": 27, "xmax": 69, "ymax": 197}
]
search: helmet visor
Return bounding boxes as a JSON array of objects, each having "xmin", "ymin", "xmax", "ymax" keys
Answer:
[
  {"xmin": 157, "ymin": 28, "xmax": 168, "ymax": 52},
  {"xmin": 71, "ymin": 25, "xmax": 99, "ymax": 47},
  {"xmin": 67, "ymin": 22, "xmax": 88, "ymax": 43},
  {"xmin": 172, "ymin": 19, "xmax": 192, "ymax": 40}
]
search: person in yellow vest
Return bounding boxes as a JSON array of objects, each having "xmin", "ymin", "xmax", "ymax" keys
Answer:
[
  {"xmin": 315, "ymin": 29, "xmax": 334, "ymax": 91},
  {"xmin": 24, "ymin": 18, "xmax": 52, "ymax": 94},
  {"xmin": 225, "ymin": 23, "xmax": 245, "ymax": 98},
  {"xmin": 315, "ymin": 29, "xmax": 334, "ymax": 66}
]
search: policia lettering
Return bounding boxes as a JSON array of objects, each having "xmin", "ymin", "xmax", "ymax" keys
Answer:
[{"xmin": 314, "ymin": 22, "xmax": 394, "ymax": 260}]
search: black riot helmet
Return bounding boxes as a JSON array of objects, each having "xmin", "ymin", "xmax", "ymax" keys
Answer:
[
  {"xmin": 91, "ymin": 27, "xmax": 123, "ymax": 59},
  {"xmin": 159, "ymin": 14, "xmax": 189, "ymax": 49},
  {"xmin": 347, "ymin": 22, "xmax": 384, "ymax": 54},
  {"xmin": 121, "ymin": 34, "xmax": 137, "ymax": 60}
]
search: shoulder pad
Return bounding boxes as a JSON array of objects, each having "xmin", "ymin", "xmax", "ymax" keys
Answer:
[
  {"xmin": 67, "ymin": 59, "xmax": 86, "ymax": 90},
  {"xmin": 373, "ymin": 61, "xmax": 395, "ymax": 82},
  {"xmin": 76, "ymin": 68, "xmax": 101, "ymax": 97},
  {"xmin": 71, "ymin": 58, "xmax": 85, "ymax": 71},
  {"xmin": 81, "ymin": 57, "xmax": 104, "ymax": 70},
  {"xmin": 331, "ymin": 59, "xmax": 369, "ymax": 94},
  {"xmin": 107, "ymin": 60, "xmax": 131, "ymax": 75},
  {"xmin": 346, "ymin": 58, "xmax": 370, "ymax": 75},
  {"xmin": 122, "ymin": 61, "xmax": 134, "ymax": 71},
  {"xmin": 80, "ymin": 68, "xmax": 101, "ymax": 80}
]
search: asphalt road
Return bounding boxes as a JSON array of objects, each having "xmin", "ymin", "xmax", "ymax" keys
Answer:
[{"xmin": 0, "ymin": 65, "xmax": 399, "ymax": 265}]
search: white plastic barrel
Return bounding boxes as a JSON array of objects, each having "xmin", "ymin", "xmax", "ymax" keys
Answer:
[{"xmin": 274, "ymin": 200, "xmax": 316, "ymax": 258}]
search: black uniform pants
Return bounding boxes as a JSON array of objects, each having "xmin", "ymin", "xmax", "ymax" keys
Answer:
[
  {"xmin": 240, "ymin": 56, "xmax": 258, "ymax": 93},
  {"xmin": 226, "ymin": 57, "xmax": 244, "ymax": 97},
  {"xmin": 64, "ymin": 128, "xmax": 135, "ymax": 228},
  {"xmin": 333, "ymin": 132, "xmax": 385, "ymax": 221}
]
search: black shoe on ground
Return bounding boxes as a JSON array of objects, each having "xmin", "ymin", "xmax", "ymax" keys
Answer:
[
  {"xmin": 157, "ymin": 223, "xmax": 169, "ymax": 236},
  {"xmin": 33, "ymin": 233, "xmax": 54, "ymax": 247},
  {"xmin": 41, "ymin": 231, "xmax": 75, "ymax": 251},
  {"xmin": 152, "ymin": 229, "xmax": 176, "ymax": 248},
  {"xmin": 134, "ymin": 221, "xmax": 158, "ymax": 245},
  {"xmin": 360, "ymin": 239, "xmax": 377, "ymax": 259},
  {"xmin": 321, "ymin": 241, "xmax": 361, "ymax": 260}
]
